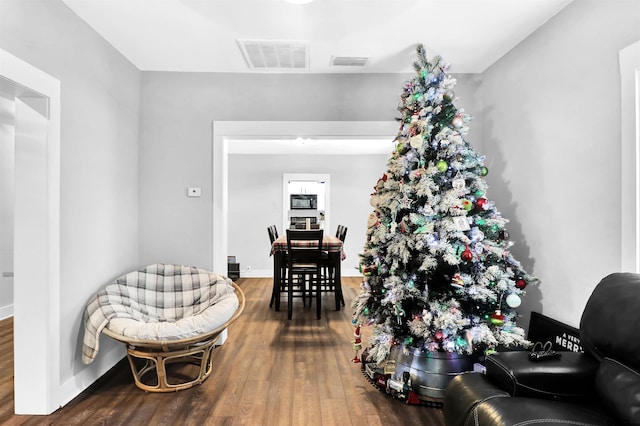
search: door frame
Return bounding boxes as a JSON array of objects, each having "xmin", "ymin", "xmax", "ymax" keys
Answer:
[
  {"xmin": 620, "ymin": 40, "xmax": 640, "ymax": 272},
  {"xmin": 0, "ymin": 48, "xmax": 61, "ymax": 414},
  {"xmin": 211, "ymin": 121, "xmax": 397, "ymax": 273}
]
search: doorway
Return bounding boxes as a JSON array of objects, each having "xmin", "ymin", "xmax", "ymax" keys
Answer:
[
  {"xmin": 212, "ymin": 120, "xmax": 398, "ymax": 274},
  {"xmin": 283, "ymin": 173, "xmax": 330, "ymax": 232}
]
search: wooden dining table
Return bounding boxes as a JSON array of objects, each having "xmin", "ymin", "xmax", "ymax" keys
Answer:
[{"xmin": 270, "ymin": 233, "xmax": 344, "ymax": 312}]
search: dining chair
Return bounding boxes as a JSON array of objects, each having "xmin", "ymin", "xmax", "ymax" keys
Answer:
[
  {"xmin": 268, "ymin": 225, "xmax": 286, "ymax": 308},
  {"xmin": 286, "ymin": 229, "xmax": 324, "ymax": 320},
  {"xmin": 321, "ymin": 225, "xmax": 347, "ymax": 309},
  {"xmin": 336, "ymin": 225, "xmax": 346, "ymax": 306},
  {"xmin": 336, "ymin": 225, "xmax": 347, "ymax": 242},
  {"xmin": 267, "ymin": 225, "xmax": 278, "ymax": 244}
]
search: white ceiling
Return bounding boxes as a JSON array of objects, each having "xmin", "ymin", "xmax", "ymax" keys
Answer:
[
  {"xmin": 61, "ymin": 0, "xmax": 573, "ymax": 74},
  {"xmin": 59, "ymin": 0, "xmax": 573, "ymax": 154}
]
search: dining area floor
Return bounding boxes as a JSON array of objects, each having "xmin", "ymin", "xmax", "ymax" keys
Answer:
[{"xmin": 1, "ymin": 277, "xmax": 445, "ymax": 426}]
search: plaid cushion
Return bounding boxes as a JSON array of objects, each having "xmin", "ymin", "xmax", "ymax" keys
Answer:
[{"xmin": 82, "ymin": 264, "xmax": 237, "ymax": 364}]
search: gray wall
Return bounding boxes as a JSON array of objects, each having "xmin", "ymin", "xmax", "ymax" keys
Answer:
[
  {"xmin": 138, "ymin": 72, "xmax": 482, "ymax": 270},
  {"xmin": 0, "ymin": 0, "xmax": 140, "ymax": 406},
  {"xmin": 479, "ymin": 0, "xmax": 640, "ymax": 330}
]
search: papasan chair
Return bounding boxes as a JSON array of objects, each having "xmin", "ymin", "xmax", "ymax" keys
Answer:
[{"xmin": 82, "ymin": 263, "xmax": 245, "ymax": 392}]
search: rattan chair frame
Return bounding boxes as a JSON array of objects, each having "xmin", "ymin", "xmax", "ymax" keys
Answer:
[{"xmin": 102, "ymin": 281, "xmax": 245, "ymax": 392}]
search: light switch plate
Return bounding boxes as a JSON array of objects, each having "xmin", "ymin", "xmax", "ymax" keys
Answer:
[{"xmin": 187, "ymin": 187, "xmax": 201, "ymax": 197}]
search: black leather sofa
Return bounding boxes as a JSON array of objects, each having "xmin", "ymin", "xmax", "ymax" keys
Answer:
[{"xmin": 444, "ymin": 272, "xmax": 640, "ymax": 426}]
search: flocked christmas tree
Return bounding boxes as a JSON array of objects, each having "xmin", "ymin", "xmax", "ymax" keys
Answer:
[{"xmin": 353, "ymin": 45, "xmax": 536, "ymax": 364}]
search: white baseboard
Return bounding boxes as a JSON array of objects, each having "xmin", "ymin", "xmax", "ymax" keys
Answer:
[
  {"xmin": 57, "ymin": 344, "xmax": 125, "ymax": 412},
  {"xmin": 341, "ymin": 269, "xmax": 364, "ymax": 278},
  {"xmin": 0, "ymin": 304, "xmax": 14, "ymax": 320},
  {"xmin": 241, "ymin": 269, "xmax": 271, "ymax": 278}
]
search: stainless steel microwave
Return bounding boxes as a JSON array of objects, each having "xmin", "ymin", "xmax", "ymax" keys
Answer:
[{"xmin": 290, "ymin": 194, "xmax": 317, "ymax": 210}]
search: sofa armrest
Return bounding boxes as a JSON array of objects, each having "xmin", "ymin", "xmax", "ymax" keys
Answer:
[
  {"xmin": 444, "ymin": 372, "xmax": 510, "ymax": 426},
  {"xmin": 485, "ymin": 351, "xmax": 599, "ymax": 401}
]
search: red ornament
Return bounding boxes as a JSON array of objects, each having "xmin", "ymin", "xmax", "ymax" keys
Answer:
[
  {"xmin": 461, "ymin": 246, "xmax": 474, "ymax": 262},
  {"xmin": 515, "ymin": 278, "xmax": 527, "ymax": 289},
  {"xmin": 435, "ymin": 331, "xmax": 443, "ymax": 340},
  {"xmin": 475, "ymin": 198, "xmax": 488, "ymax": 210}
]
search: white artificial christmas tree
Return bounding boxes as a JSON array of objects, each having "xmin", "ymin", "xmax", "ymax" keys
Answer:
[{"xmin": 353, "ymin": 45, "xmax": 536, "ymax": 365}]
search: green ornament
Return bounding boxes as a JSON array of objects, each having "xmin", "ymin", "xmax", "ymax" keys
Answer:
[
  {"xmin": 476, "ymin": 218, "xmax": 486, "ymax": 226},
  {"xmin": 474, "ymin": 189, "xmax": 485, "ymax": 197},
  {"xmin": 436, "ymin": 160, "xmax": 448, "ymax": 172},
  {"xmin": 404, "ymin": 337, "xmax": 414, "ymax": 346},
  {"xmin": 414, "ymin": 225, "xmax": 428, "ymax": 234},
  {"xmin": 443, "ymin": 90, "xmax": 455, "ymax": 102},
  {"xmin": 364, "ymin": 307, "xmax": 370, "ymax": 315},
  {"xmin": 480, "ymin": 166, "xmax": 489, "ymax": 176}
]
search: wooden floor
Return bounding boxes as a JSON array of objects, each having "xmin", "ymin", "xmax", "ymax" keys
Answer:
[{"xmin": 0, "ymin": 277, "xmax": 445, "ymax": 426}]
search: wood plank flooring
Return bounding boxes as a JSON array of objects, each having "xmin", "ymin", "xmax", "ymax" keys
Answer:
[{"xmin": 0, "ymin": 277, "xmax": 445, "ymax": 425}]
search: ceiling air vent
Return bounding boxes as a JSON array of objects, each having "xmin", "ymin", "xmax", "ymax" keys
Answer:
[
  {"xmin": 330, "ymin": 56, "xmax": 368, "ymax": 67},
  {"xmin": 237, "ymin": 39, "xmax": 309, "ymax": 70}
]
